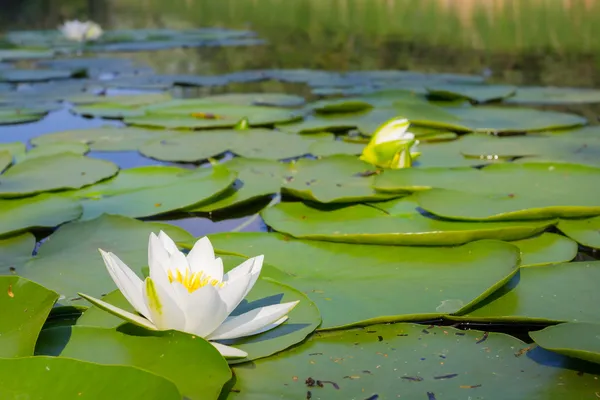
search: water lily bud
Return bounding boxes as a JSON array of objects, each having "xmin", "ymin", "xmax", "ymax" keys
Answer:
[{"xmin": 360, "ymin": 117, "xmax": 419, "ymax": 169}]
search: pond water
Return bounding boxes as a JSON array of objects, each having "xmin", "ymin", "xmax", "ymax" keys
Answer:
[{"xmin": 2, "ymin": 1, "xmax": 600, "ymax": 399}]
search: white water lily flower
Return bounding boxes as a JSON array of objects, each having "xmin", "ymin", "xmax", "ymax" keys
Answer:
[
  {"xmin": 79, "ymin": 231, "xmax": 299, "ymax": 358},
  {"xmin": 360, "ymin": 117, "xmax": 420, "ymax": 169},
  {"xmin": 59, "ymin": 20, "xmax": 103, "ymax": 42}
]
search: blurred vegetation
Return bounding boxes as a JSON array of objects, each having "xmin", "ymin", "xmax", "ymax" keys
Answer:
[{"xmin": 1, "ymin": 0, "xmax": 599, "ymax": 87}]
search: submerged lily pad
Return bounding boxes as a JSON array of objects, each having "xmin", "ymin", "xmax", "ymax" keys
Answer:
[
  {"xmin": 0, "ymin": 276, "xmax": 58, "ymax": 357},
  {"xmin": 0, "ymin": 356, "xmax": 181, "ymax": 399},
  {"xmin": 282, "ymin": 155, "xmax": 398, "ymax": 203},
  {"xmin": 17, "ymin": 214, "xmax": 193, "ymax": 307},
  {"xmin": 205, "ymin": 232, "xmax": 519, "ymax": 329},
  {"xmin": 0, "ymin": 153, "xmax": 119, "ymax": 198},
  {"xmin": 557, "ymin": 216, "xmax": 600, "ymax": 249},
  {"xmin": 530, "ymin": 323, "xmax": 600, "ymax": 364},
  {"xmin": 36, "ymin": 326, "xmax": 231, "ymax": 400},
  {"xmin": 0, "ymin": 194, "xmax": 82, "ymax": 237},
  {"xmin": 462, "ymin": 261, "xmax": 600, "ymax": 323},
  {"xmin": 65, "ymin": 165, "xmax": 236, "ymax": 220},
  {"xmin": 375, "ymin": 163, "xmax": 600, "ymax": 220},
  {"xmin": 190, "ymin": 158, "xmax": 291, "ymax": 212},
  {"xmin": 261, "ymin": 200, "xmax": 554, "ymax": 245},
  {"xmin": 511, "ymin": 233, "xmax": 578, "ymax": 267},
  {"xmin": 230, "ymin": 323, "xmax": 600, "ymax": 399},
  {"xmin": 31, "ymin": 127, "xmax": 171, "ymax": 151}
]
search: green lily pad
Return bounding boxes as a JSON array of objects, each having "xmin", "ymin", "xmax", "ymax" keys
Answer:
[
  {"xmin": 30, "ymin": 127, "xmax": 172, "ymax": 151},
  {"xmin": 0, "ymin": 150, "xmax": 11, "ymax": 173},
  {"xmin": 0, "ymin": 232, "xmax": 35, "ymax": 273},
  {"xmin": 69, "ymin": 92, "xmax": 172, "ymax": 106},
  {"xmin": 0, "ymin": 275, "xmax": 58, "ymax": 357},
  {"xmin": 261, "ymin": 200, "xmax": 554, "ymax": 245},
  {"xmin": 392, "ymin": 99, "xmax": 468, "ymax": 131},
  {"xmin": 36, "ymin": 326, "xmax": 231, "ymax": 400},
  {"xmin": 0, "ymin": 153, "xmax": 119, "ymax": 198},
  {"xmin": 375, "ymin": 163, "xmax": 600, "ymax": 220},
  {"xmin": 530, "ymin": 323, "xmax": 600, "ymax": 364},
  {"xmin": 462, "ymin": 261, "xmax": 600, "ymax": 323},
  {"xmin": 0, "ymin": 193, "xmax": 82, "ymax": 237},
  {"xmin": 17, "ymin": 214, "xmax": 193, "ymax": 307},
  {"xmin": 511, "ymin": 233, "xmax": 578, "ymax": 267},
  {"xmin": 0, "ymin": 356, "xmax": 181, "ymax": 399},
  {"xmin": 0, "ymin": 49, "xmax": 55, "ymax": 61},
  {"xmin": 308, "ymin": 139, "xmax": 365, "ymax": 157},
  {"xmin": 414, "ymin": 138, "xmax": 500, "ymax": 168},
  {"xmin": 0, "ymin": 141, "xmax": 26, "ymax": 159},
  {"xmin": 125, "ymin": 114, "xmax": 241, "ymax": 130},
  {"xmin": 282, "ymin": 155, "xmax": 399, "ymax": 203},
  {"xmin": 205, "ymin": 232, "xmax": 519, "ymax": 329},
  {"xmin": 557, "ymin": 216, "xmax": 600, "ymax": 249},
  {"xmin": 65, "ymin": 165, "xmax": 236, "ymax": 220},
  {"xmin": 311, "ymin": 98, "xmax": 374, "ymax": 114},
  {"xmin": 200, "ymin": 93, "xmax": 305, "ymax": 107},
  {"xmin": 0, "ymin": 108, "xmax": 46, "ymax": 125},
  {"xmin": 426, "ymin": 83, "xmax": 517, "ymax": 103},
  {"xmin": 0, "ymin": 68, "xmax": 74, "ymax": 82},
  {"xmin": 15, "ymin": 143, "xmax": 89, "ymax": 163},
  {"xmin": 507, "ymin": 86, "xmax": 600, "ymax": 105},
  {"xmin": 190, "ymin": 158, "xmax": 291, "ymax": 212},
  {"xmin": 230, "ymin": 323, "xmax": 600, "ymax": 399}
]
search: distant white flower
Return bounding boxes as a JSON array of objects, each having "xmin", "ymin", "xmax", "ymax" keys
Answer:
[
  {"xmin": 80, "ymin": 231, "xmax": 298, "ymax": 358},
  {"xmin": 59, "ymin": 20, "xmax": 103, "ymax": 42}
]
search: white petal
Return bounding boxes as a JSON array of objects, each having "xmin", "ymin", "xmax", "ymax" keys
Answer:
[
  {"xmin": 78, "ymin": 293, "xmax": 157, "ymax": 331},
  {"xmin": 169, "ymin": 250, "xmax": 189, "ymax": 275},
  {"xmin": 148, "ymin": 233, "xmax": 171, "ymax": 275},
  {"xmin": 142, "ymin": 277, "xmax": 186, "ymax": 331},
  {"xmin": 182, "ymin": 284, "xmax": 229, "ymax": 338},
  {"xmin": 99, "ymin": 249, "xmax": 150, "ymax": 319},
  {"xmin": 207, "ymin": 301, "xmax": 299, "ymax": 341},
  {"xmin": 223, "ymin": 255, "xmax": 263, "ymax": 298},
  {"xmin": 187, "ymin": 237, "xmax": 218, "ymax": 275},
  {"xmin": 232, "ymin": 316, "xmax": 288, "ymax": 338},
  {"xmin": 158, "ymin": 231, "xmax": 180, "ymax": 255},
  {"xmin": 218, "ymin": 272, "xmax": 253, "ymax": 314},
  {"xmin": 210, "ymin": 342, "xmax": 247, "ymax": 358}
]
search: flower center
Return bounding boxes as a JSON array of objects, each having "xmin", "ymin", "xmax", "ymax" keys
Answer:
[{"xmin": 167, "ymin": 268, "xmax": 225, "ymax": 293}]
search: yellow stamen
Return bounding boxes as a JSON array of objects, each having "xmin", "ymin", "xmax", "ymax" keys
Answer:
[{"xmin": 167, "ymin": 268, "xmax": 225, "ymax": 293}]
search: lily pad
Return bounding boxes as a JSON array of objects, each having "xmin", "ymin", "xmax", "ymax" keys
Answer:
[
  {"xmin": 511, "ymin": 233, "xmax": 578, "ymax": 267},
  {"xmin": 31, "ymin": 127, "xmax": 171, "ymax": 151},
  {"xmin": 311, "ymin": 98, "xmax": 373, "ymax": 114},
  {"xmin": 200, "ymin": 93, "xmax": 305, "ymax": 107},
  {"xmin": 190, "ymin": 158, "xmax": 291, "ymax": 212},
  {"xmin": 15, "ymin": 143, "xmax": 89, "ymax": 163},
  {"xmin": 0, "ymin": 150, "xmax": 11, "ymax": 172},
  {"xmin": 0, "ymin": 193, "xmax": 82, "ymax": 237},
  {"xmin": 462, "ymin": 261, "xmax": 600, "ymax": 323},
  {"xmin": 65, "ymin": 165, "xmax": 236, "ymax": 220},
  {"xmin": 308, "ymin": 139, "xmax": 365, "ymax": 157},
  {"xmin": 282, "ymin": 155, "xmax": 399, "ymax": 203},
  {"xmin": 426, "ymin": 83, "xmax": 517, "ymax": 103},
  {"xmin": 507, "ymin": 86, "xmax": 600, "ymax": 105},
  {"xmin": 530, "ymin": 323, "xmax": 600, "ymax": 364},
  {"xmin": 0, "ymin": 153, "xmax": 119, "ymax": 198},
  {"xmin": 0, "ymin": 275, "xmax": 58, "ymax": 357},
  {"xmin": 36, "ymin": 326, "xmax": 231, "ymax": 400},
  {"xmin": 0, "ymin": 49, "xmax": 55, "ymax": 61},
  {"xmin": 0, "ymin": 356, "xmax": 181, "ymax": 399},
  {"xmin": 0, "ymin": 68, "xmax": 74, "ymax": 83},
  {"xmin": 17, "ymin": 214, "xmax": 193, "ymax": 307},
  {"xmin": 261, "ymin": 200, "xmax": 554, "ymax": 245},
  {"xmin": 230, "ymin": 323, "xmax": 600, "ymax": 399},
  {"xmin": 0, "ymin": 108, "xmax": 46, "ymax": 125},
  {"xmin": 557, "ymin": 216, "xmax": 600, "ymax": 249},
  {"xmin": 205, "ymin": 232, "xmax": 519, "ymax": 329},
  {"xmin": 0, "ymin": 232, "xmax": 35, "ymax": 273},
  {"xmin": 240, "ymin": 322, "xmax": 600, "ymax": 398},
  {"xmin": 374, "ymin": 163, "xmax": 600, "ymax": 220}
]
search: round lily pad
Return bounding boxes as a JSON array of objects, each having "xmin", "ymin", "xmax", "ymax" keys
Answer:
[
  {"xmin": 0, "ymin": 275, "xmax": 58, "ymax": 357},
  {"xmin": 461, "ymin": 261, "xmax": 600, "ymax": 323},
  {"xmin": 557, "ymin": 216, "xmax": 600, "ymax": 249},
  {"xmin": 0, "ymin": 49, "xmax": 55, "ymax": 61},
  {"xmin": 205, "ymin": 232, "xmax": 519, "ymax": 329},
  {"xmin": 0, "ymin": 356, "xmax": 181, "ymax": 399},
  {"xmin": 0, "ymin": 153, "xmax": 119, "ymax": 198},
  {"xmin": 261, "ymin": 200, "xmax": 554, "ymax": 245},
  {"xmin": 0, "ymin": 193, "xmax": 82, "ymax": 237},
  {"xmin": 0, "ymin": 150, "xmax": 11, "ymax": 173},
  {"xmin": 36, "ymin": 326, "xmax": 231, "ymax": 400},
  {"xmin": 426, "ymin": 83, "xmax": 517, "ymax": 103},
  {"xmin": 507, "ymin": 86, "xmax": 600, "ymax": 105},
  {"xmin": 510, "ymin": 233, "xmax": 578, "ymax": 267},
  {"xmin": 0, "ymin": 68, "xmax": 74, "ymax": 83},
  {"xmin": 530, "ymin": 323, "xmax": 600, "ymax": 364},
  {"xmin": 16, "ymin": 143, "xmax": 89, "ymax": 163},
  {"xmin": 0, "ymin": 232, "xmax": 35, "ymax": 273},
  {"xmin": 229, "ymin": 323, "xmax": 600, "ymax": 400},
  {"xmin": 0, "ymin": 108, "xmax": 46, "ymax": 125},
  {"xmin": 200, "ymin": 93, "xmax": 305, "ymax": 107}
]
